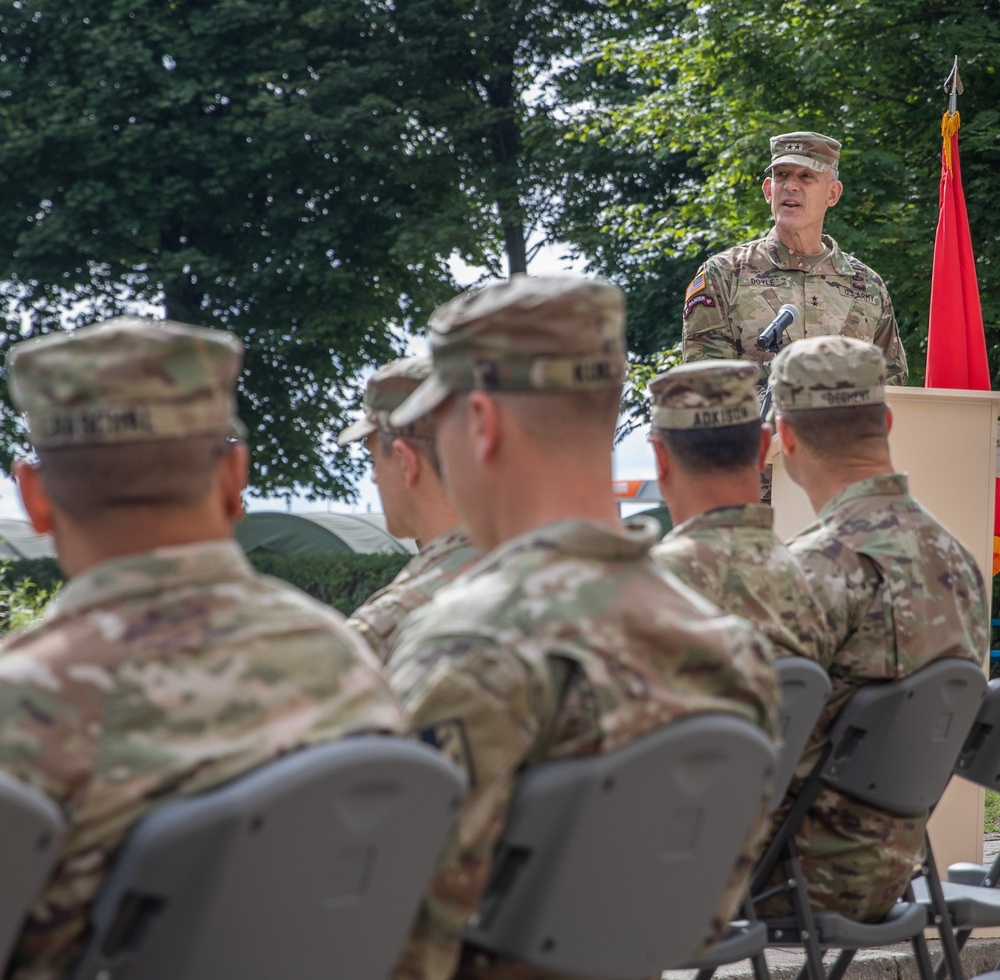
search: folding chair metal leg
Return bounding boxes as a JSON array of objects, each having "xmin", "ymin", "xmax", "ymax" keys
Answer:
[
  {"xmin": 911, "ymin": 929, "xmax": 937, "ymax": 980},
  {"xmin": 919, "ymin": 838, "xmax": 966, "ymax": 980},
  {"xmin": 825, "ymin": 949, "xmax": 856, "ymax": 980},
  {"xmin": 750, "ymin": 950, "xmax": 772, "ymax": 980},
  {"xmin": 694, "ymin": 968, "xmax": 716, "ymax": 980},
  {"xmin": 784, "ymin": 843, "xmax": 826, "ymax": 980}
]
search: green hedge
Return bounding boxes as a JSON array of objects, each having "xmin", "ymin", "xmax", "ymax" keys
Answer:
[{"xmin": 0, "ymin": 552, "xmax": 410, "ymax": 631}]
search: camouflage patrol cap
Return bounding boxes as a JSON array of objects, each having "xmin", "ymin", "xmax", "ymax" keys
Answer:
[
  {"xmin": 766, "ymin": 131, "xmax": 841, "ymax": 175},
  {"xmin": 769, "ymin": 336, "xmax": 886, "ymax": 411},
  {"xmin": 389, "ymin": 274, "xmax": 626, "ymax": 427},
  {"xmin": 650, "ymin": 360, "xmax": 759, "ymax": 430},
  {"xmin": 7, "ymin": 316, "xmax": 246, "ymax": 448},
  {"xmin": 337, "ymin": 356, "xmax": 436, "ymax": 447}
]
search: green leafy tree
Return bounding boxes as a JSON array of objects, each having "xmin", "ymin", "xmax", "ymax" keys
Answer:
[
  {"xmin": 0, "ymin": 0, "xmax": 479, "ymax": 497},
  {"xmin": 575, "ymin": 0, "xmax": 1000, "ymax": 382}
]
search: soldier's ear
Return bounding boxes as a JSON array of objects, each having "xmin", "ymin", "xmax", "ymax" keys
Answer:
[
  {"xmin": 826, "ymin": 178, "xmax": 843, "ymax": 208},
  {"xmin": 884, "ymin": 405, "xmax": 893, "ymax": 435},
  {"xmin": 650, "ymin": 434, "xmax": 671, "ymax": 484},
  {"xmin": 466, "ymin": 391, "xmax": 501, "ymax": 465},
  {"xmin": 217, "ymin": 441, "xmax": 250, "ymax": 523},
  {"xmin": 13, "ymin": 459, "xmax": 54, "ymax": 535},
  {"xmin": 762, "ymin": 176, "xmax": 774, "ymax": 204},
  {"xmin": 758, "ymin": 424, "xmax": 773, "ymax": 471},
  {"xmin": 392, "ymin": 437, "xmax": 422, "ymax": 489},
  {"xmin": 775, "ymin": 415, "xmax": 798, "ymax": 457}
]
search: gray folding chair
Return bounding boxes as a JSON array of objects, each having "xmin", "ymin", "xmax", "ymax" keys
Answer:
[
  {"xmin": 69, "ymin": 737, "xmax": 465, "ymax": 980},
  {"xmin": 0, "ymin": 773, "xmax": 65, "ymax": 970},
  {"xmin": 910, "ymin": 679, "xmax": 1000, "ymax": 980},
  {"xmin": 462, "ymin": 713, "xmax": 778, "ymax": 980},
  {"xmin": 750, "ymin": 658, "xmax": 987, "ymax": 980},
  {"xmin": 688, "ymin": 657, "xmax": 832, "ymax": 980}
]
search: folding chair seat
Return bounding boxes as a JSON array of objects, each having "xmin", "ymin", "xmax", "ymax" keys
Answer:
[
  {"xmin": 462, "ymin": 713, "xmax": 778, "ymax": 980},
  {"xmin": 68, "ymin": 737, "xmax": 465, "ymax": 980},
  {"xmin": 686, "ymin": 657, "xmax": 832, "ymax": 980},
  {"xmin": 749, "ymin": 658, "xmax": 986, "ymax": 980},
  {"xmin": 909, "ymin": 679, "xmax": 1000, "ymax": 980},
  {"xmin": 0, "ymin": 773, "xmax": 66, "ymax": 968}
]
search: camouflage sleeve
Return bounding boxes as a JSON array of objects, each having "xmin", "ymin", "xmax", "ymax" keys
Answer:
[
  {"xmin": 344, "ymin": 604, "xmax": 392, "ymax": 662},
  {"xmin": 388, "ymin": 634, "xmax": 545, "ymax": 980},
  {"xmin": 784, "ymin": 546, "xmax": 853, "ymax": 672},
  {"xmin": 681, "ymin": 259, "xmax": 742, "ymax": 363},
  {"xmin": 871, "ymin": 278, "xmax": 908, "ymax": 385},
  {"xmin": 0, "ymin": 649, "xmax": 106, "ymax": 972}
]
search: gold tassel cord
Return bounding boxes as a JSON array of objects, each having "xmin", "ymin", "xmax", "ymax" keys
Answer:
[{"xmin": 942, "ymin": 110, "xmax": 961, "ymax": 176}]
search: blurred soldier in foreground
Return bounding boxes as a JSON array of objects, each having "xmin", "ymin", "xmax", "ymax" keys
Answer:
[
  {"xmin": 0, "ymin": 317, "xmax": 404, "ymax": 979},
  {"xmin": 682, "ymin": 131, "xmax": 907, "ymax": 387},
  {"xmin": 648, "ymin": 359, "xmax": 826, "ymax": 663},
  {"xmin": 340, "ymin": 356, "xmax": 481, "ymax": 659},
  {"xmin": 383, "ymin": 275, "xmax": 779, "ymax": 979},
  {"xmin": 764, "ymin": 336, "xmax": 987, "ymax": 920}
]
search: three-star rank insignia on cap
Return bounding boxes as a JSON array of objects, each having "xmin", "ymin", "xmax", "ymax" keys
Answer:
[{"xmin": 684, "ymin": 272, "xmax": 706, "ymax": 302}]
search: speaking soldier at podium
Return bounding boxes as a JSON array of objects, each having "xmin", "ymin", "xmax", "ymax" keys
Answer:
[{"xmin": 681, "ymin": 131, "xmax": 908, "ymax": 389}]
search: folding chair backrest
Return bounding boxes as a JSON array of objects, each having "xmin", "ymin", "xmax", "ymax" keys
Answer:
[
  {"xmin": 954, "ymin": 678, "xmax": 1000, "ymax": 790},
  {"xmin": 463, "ymin": 713, "xmax": 777, "ymax": 979},
  {"xmin": 822, "ymin": 658, "xmax": 985, "ymax": 815},
  {"xmin": 69, "ymin": 738, "xmax": 465, "ymax": 980},
  {"xmin": 0, "ymin": 774, "xmax": 65, "ymax": 969},
  {"xmin": 772, "ymin": 657, "xmax": 831, "ymax": 804}
]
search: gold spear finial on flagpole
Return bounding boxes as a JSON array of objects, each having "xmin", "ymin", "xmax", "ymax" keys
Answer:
[
  {"xmin": 943, "ymin": 56, "xmax": 963, "ymax": 116},
  {"xmin": 941, "ymin": 57, "xmax": 963, "ymax": 175}
]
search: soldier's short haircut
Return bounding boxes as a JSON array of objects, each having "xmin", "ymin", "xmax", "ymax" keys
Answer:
[
  {"xmin": 375, "ymin": 430, "xmax": 442, "ymax": 477},
  {"xmin": 780, "ymin": 403, "xmax": 889, "ymax": 456},
  {"xmin": 653, "ymin": 419, "xmax": 762, "ymax": 474},
  {"xmin": 36, "ymin": 437, "xmax": 231, "ymax": 520},
  {"xmin": 498, "ymin": 387, "xmax": 623, "ymax": 445}
]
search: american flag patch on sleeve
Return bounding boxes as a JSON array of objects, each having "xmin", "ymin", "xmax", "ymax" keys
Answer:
[{"xmin": 684, "ymin": 272, "xmax": 706, "ymax": 302}]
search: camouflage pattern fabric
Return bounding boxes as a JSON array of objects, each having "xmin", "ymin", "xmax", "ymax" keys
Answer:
[
  {"xmin": 651, "ymin": 504, "xmax": 827, "ymax": 664},
  {"xmin": 681, "ymin": 229, "xmax": 907, "ymax": 387},
  {"xmin": 385, "ymin": 516, "xmax": 779, "ymax": 980},
  {"xmin": 7, "ymin": 316, "xmax": 246, "ymax": 447},
  {"xmin": 768, "ymin": 473, "xmax": 988, "ymax": 921},
  {"xmin": 347, "ymin": 527, "xmax": 483, "ymax": 661},
  {"xmin": 0, "ymin": 540, "xmax": 405, "ymax": 980}
]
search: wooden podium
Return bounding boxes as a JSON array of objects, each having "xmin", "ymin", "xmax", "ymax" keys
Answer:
[{"xmin": 769, "ymin": 385, "xmax": 1000, "ymax": 890}]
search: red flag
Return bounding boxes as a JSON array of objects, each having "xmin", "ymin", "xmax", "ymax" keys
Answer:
[{"xmin": 924, "ymin": 110, "xmax": 999, "ymax": 573}]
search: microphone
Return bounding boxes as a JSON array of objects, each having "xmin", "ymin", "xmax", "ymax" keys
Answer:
[{"xmin": 756, "ymin": 304, "xmax": 799, "ymax": 351}]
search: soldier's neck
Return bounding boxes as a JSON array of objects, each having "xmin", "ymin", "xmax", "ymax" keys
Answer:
[
  {"xmin": 49, "ymin": 502, "xmax": 235, "ymax": 579},
  {"xmin": 776, "ymin": 227, "xmax": 826, "ymax": 256},
  {"xmin": 661, "ymin": 469, "xmax": 762, "ymax": 526},
  {"xmin": 801, "ymin": 458, "xmax": 895, "ymax": 515}
]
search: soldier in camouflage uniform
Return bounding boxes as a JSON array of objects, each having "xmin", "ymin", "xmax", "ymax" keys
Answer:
[
  {"xmin": 682, "ymin": 132, "xmax": 907, "ymax": 387},
  {"xmin": 763, "ymin": 335, "xmax": 988, "ymax": 921},
  {"xmin": 383, "ymin": 275, "xmax": 779, "ymax": 979},
  {"xmin": 647, "ymin": 360, "xmax": 826, "ymax": 664},
  {"xmin": 0, "ymin": 317, "xmax": 404, "ymax": 980},
  {"xmin": 339, "ymin": 356, "xmax": 482, "ymax": 659}
]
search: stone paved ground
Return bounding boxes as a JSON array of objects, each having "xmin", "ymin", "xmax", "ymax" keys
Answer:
[{"xmin": 661, "ymin": 836, "xmax": 1000, "ymax": 980}]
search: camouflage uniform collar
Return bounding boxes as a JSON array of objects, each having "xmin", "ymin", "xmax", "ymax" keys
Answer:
[
  {"xmin": 489, "ymin": 516, "xmax": 662, "ymax": 565},
  {"xmin": 820, "ymin": 472, "xmax": 909, "ymax": 518},
  {"xmin": 50, "ymin": 539, "xmax": 254, "ymax": 616},
  {"xmin": 418, "ymin": 525, "xmax": 473, "ymax": 558},
  {"xmin": 671, "ymin": 504, "xmax": 773, "ymax": 537},
  {"xmin": 764, "ymin": 228, "xmax": 854, "ymax": 276}
]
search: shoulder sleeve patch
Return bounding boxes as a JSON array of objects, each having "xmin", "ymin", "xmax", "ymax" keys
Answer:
[
  {"xmin": 684, "ymin": 272, "xmax": 707, "ymax": 302},
  {"xmin": 683, "ymin": 295, "xmax": 716, "ymax": 319},
  {"xmin": 418, "ymin": 718, "xmax": 476, "ymax": 787}
]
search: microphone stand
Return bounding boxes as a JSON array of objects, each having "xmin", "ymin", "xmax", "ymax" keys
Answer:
[{"xmin": 757, "ymin": 327, "xmax": 789, "ymax": 420}]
